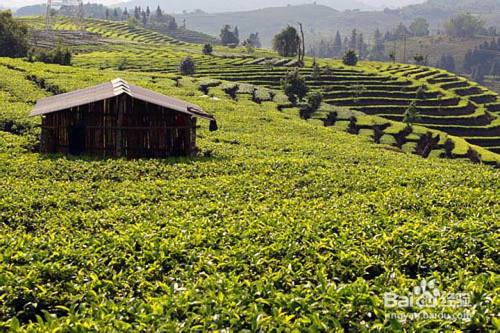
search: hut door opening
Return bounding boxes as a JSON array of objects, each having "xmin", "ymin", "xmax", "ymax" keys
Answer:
[{"xmin": 68, "ymin": 124, "xmax": 86, "ymax": 155}]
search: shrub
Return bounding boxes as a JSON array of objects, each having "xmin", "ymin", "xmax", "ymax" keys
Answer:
[
  {"xmin": 311, "ymin": 61, "xmax": 321, "ymax": 80},
  {"xmin": 29, "ymin": 43, "xmax": 72, "ymax": 66},
  {"xmin": 307, "ymin": 91, "xmax": 323, "ymax": 111},
  {"xmin": 179, "ymin": 56, "xmax": 196, "ymax": 75},
  {"xmin": 202, "ymin": 43, "xmax": 213, "ymax": 55},
  {"xmin": 280, "ymin": 69, "xmax": 309, "ymax": 104},
  {"xmin": 343, "ymin": 49, "xmax": 358, "ymax": 66},
  {"xmin": 403, "ymin": 101, "xmax": 421, "ymax": 128}
]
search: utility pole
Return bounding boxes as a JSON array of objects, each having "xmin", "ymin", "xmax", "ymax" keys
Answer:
[
  {"xmin": 403, "ymin": 34, "xmax": 407, "ymax": 64},
  {"xmin": 393, "ymin": 38, "xmax": 396, "ymax": 63}
]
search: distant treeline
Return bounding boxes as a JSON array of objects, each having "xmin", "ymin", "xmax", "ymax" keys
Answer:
[{"xmin": 464, "ymin": 38, "xmax": 500, "ymax": 83}]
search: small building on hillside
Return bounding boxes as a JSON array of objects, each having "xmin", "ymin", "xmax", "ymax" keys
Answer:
[{"xmin": 30, "ymin": 78, "xmax": 217, "ymax": 158}]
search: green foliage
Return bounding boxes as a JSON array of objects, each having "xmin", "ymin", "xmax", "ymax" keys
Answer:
[
  {"xmin": 307, "ymin": 91, "xmax": 323, "ymax": 111},
  {"xmin": 342, "ymin": 49, "xmax": 358, "ymax": 66},
  {"xmin": 0, "ymin": 18, "xmax": 500, "ymax": 331},
  {"xmin": 0, "ymin": 10, "xmax": 29, "ymax": 58},
  {"xmin": 242, "ymin": 39, "xmax": 255, "ymax": 54},
  {"xmin": 444, "ymin": 13, "xmax": 486, "ymax": 38},
  {"xmin": 311, "ymin": 60, "xmax": 321, "ymax": 80},
  {"xmin": 273, "ymin": 26, "xmax": 300, "ymax": 57},
  {"xmin": 280, "ymin": 69, "xmax": 309, "ymax": 104},
  {"xmin": 202, "ymin": 43, "xmax": 213, "ymax": 56},
  {"xmin": 413, "ymin": 52, "xmax": 427, "ymax": 65},
  {"xmin": 247, "ymin": 32, "xmax": 261, "ymax": 48},
  {"xmin": 403, "ymin": 101, "xmax": 421, "ymax": 128},
  {"xmin": 29, "ymin": 43, "xmax": 72, "ymax": 66},
  {"xmin": 127, "ymin": 17, "xmax": 138, "ymax": 29},
  {"xmin": 179, "ymin": 56, "xmax": 196, "ymax": 75},
  {"xmin": 409, "ymin": 18, "xmax": 430, "ymax": 37},
  {"xmin": 220, "ymin": 25, "xmax": 239, "ymax": 46}
]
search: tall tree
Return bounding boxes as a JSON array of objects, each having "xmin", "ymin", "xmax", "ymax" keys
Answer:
[
  {"xmin": 272, "ymin": 26, "xmax": 300, "ymax": 57},
  {"xmin": 248, "ymin": 32, "xmax": 261, "ymax": 48},
  {"xmin": 220, "ymin": 25, "xmax": 239, "ymax": 46},
  {"xmin": 349, "ymin": 29, "xmax": 358, "ymax": 51},
  {"xmin": 444, "ymin": 13, "xmax": 485, "ymax": 38},
  {"xmin": 0, "ymin": 10, "xmax": 29, "ymax": 58},
  {"xmin": 333, "ymin": 31, "xmax": 342, "ymax": 57},
  {"xmin": 409, "ymin": 18, "xmax": 430, "ymax": 37}
]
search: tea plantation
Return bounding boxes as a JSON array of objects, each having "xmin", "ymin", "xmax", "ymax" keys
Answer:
[{"xmin": 0, "ymin": 17, "xmax": 499, "ymax": 331}]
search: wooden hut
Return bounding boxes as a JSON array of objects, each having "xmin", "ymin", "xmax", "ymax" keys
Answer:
[{"xmin": 30, "ymin": 78, "xmax": 217, "ymax": 158}]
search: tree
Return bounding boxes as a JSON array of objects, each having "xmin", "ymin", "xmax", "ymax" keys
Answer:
[
  {"xmin": 358, "ymin": 33, "xmax": 366, "ymax": 59},
  {"xmin": 281, "ymin": 69, "xmax": 309, "ymax": 104},
  {"xmin": 394, "ymin": 22, "xmax": 410, "ymax": 38},
  {"xmin": 105, "ymin": 8, "xmax": 110, "ymax": 20},
  {"xmin": 349, "ymin": 29, "xmax": 358, "ymax": 50},
  {"xmin": 409, "ymin": 18, "xmax": 430, "ymax": 37},
  {"xmin": 444, "ymin": 13, "xmax": 485, "ymax": 38},
  {"xmin": 307, "ymin": 92, "xmax": 323, "ymax": 111},
  {"xmin": 333, "ymin": 31, "xmax": 342, "ymax": 57},
  {"xmin": 220, "ymin": 25, "xmax": 239, "ymax": 46},
  {"xmin": 273, "ymin": 26, "xmax": 300, "ymax": 57},
  {"xmin": 179, "ymin": 56, "xmax": 195, "ymax": 75},
  {"xmin": 168, "ymin": 18, "xmax": 178, "ymax": 30},
  {"xmin": 30, "ymin": 42, "xmax": 72, "ymax": 66},
  {"xmin": 413, "ymin": 53, "xmax": 427, "ymax": 65},
  {"xmin": 156, "ymin": 5, "xmax": 163, "ymax": 17},
  {"xmin": 311, "ymin": 60, "xmax": 321, "ymax": 80},
  {"xmin": 0, "ymin": 11, "xmax": 29, "ymax": 58},
  {"xmin": 343, "ymin": 49, "xmax": 358, "ymax": 66},
  {"xmin": 437, "ymin": 54, "xmax": 456, "ymax": 72},
  {"xmin": 242, "ymin": 39, "xmax": 255, "ymax": 54},
  {"xmin": 248, "ymin": 32, "xmax": 261, "ymax": 48},
  {"xmin": 113, "ymin": 9, "xmax": 119, "ymax": 21},
  {"xmin": 202, "ymin": 43, "xmax": 213, "ymax": 55},
  {"xmin": 234, "ymin": 26, "xmax": 239, "ymax": 38},
  {"xmin": 127, "ymin": 17, "xmax": 138, "ymax": 29},
  {"xmin": 403, "ymin": 101, "xmax": 421, "ymax": 128},
  {"xmin": 389, "ymin": 50, "xmax": 396, "ymax": 62}
]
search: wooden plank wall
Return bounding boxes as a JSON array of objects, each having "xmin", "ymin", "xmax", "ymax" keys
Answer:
[{"xmin": 40, "ymin": 96, "xmax": 198, "ymax": 158}]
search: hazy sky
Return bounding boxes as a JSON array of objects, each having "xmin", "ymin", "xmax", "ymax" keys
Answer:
[{"xmin": 1, "ymin": 0, "xmax": 425, "ymax": 9}]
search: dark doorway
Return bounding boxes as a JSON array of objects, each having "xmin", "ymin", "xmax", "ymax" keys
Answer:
[{"xmin": 68, "ymin": 124, "xmax": 86, "ymax": 155}]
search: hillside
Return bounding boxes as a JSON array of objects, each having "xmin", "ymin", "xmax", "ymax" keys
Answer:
[
  {"xmin": 384, "ymin": 35, "xmax": 492, "ymax": 73},
  {"xmin": 115, "ymin": 0, "xmax": 371, "ymax": 13},
  {"xmin": 28, "ymin": 17, "xmax": 499, "ymax": 160},
  {"xmin": 172, "ymin": 2, "xmax": 500, "ymax": 48},
  {"xmin": 0, "ymin": 16, "xmax": 499, "ymax": 331}
]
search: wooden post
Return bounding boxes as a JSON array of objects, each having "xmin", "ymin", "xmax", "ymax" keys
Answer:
[{"xmin": 116, "ymin": 95, "xmax": 124, "ymax": 157}]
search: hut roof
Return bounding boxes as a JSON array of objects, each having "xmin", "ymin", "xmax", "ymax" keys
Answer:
[{"xmin": 29, "ymin": 78, "xmax": 214, "ymax": 120}]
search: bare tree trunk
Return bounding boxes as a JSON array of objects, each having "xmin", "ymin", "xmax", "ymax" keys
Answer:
[{"xmin": 298, "ymin": 23, "xmax": 305, "ymax": 65}]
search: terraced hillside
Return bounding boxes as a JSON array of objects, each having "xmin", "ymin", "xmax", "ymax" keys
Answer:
[{"xmin": 17, "ymin": 16, "xmax": 500, "ymax": 165}]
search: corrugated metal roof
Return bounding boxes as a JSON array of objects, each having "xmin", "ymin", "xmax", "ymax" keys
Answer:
[{"xmin": 29, "ymin": 78, "xmax": 214, "ymax": 120}]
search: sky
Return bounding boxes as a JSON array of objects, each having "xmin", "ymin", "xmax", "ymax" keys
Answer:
[{"xmin": 1, "ymin": 0, "xmax": 425, "ymax": 10}]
